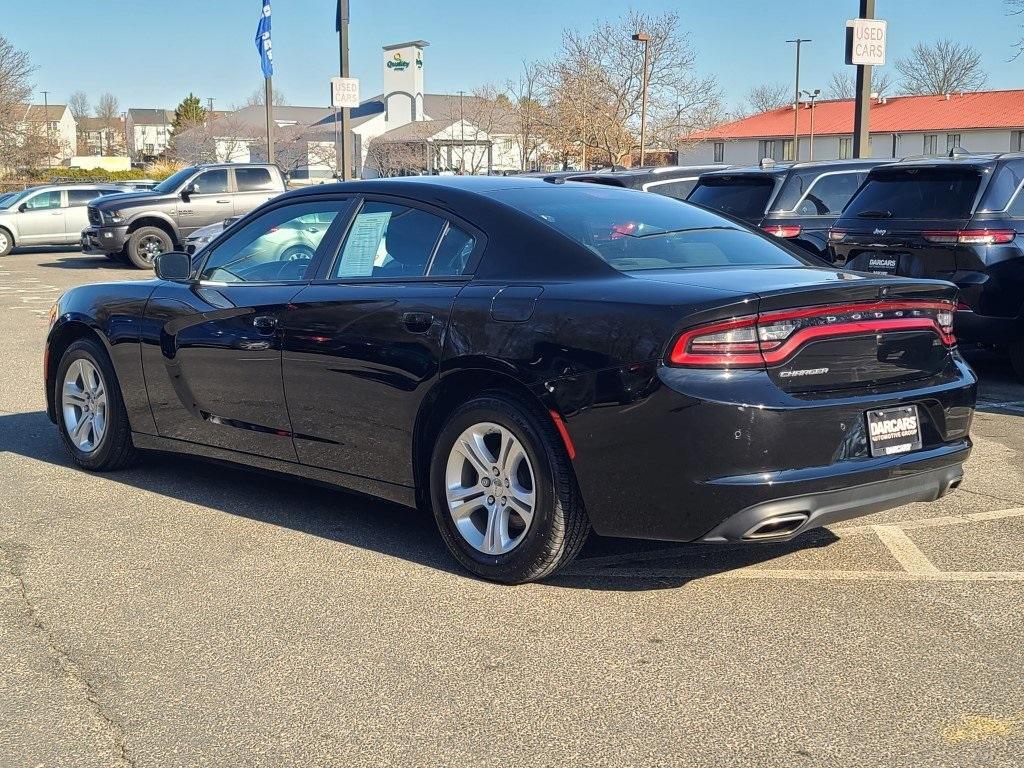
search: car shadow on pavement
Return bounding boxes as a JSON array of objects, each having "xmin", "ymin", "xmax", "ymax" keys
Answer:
[
  {"xmin": 36, "ymin": 255, "xmax": 133, "ymax": 271},
  {"xmin": 1, "ymin": 410, "xmax": 839, "ymax": 591}
]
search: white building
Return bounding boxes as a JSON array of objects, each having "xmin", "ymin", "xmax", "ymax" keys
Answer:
[
  {"xmin": 206, "ymin": 40, "xmax": 540, "ymax": 180},
  {"xmin": 681, "ymin": 90, "xmax": 1024, "ymax": 166},
  {"xmin": 126, "ymin": 108, "xmax": 174, "ymax": 161},
  {"xmin": 22, "ymin": 104, "xmax": 77, "ymax": 163}
]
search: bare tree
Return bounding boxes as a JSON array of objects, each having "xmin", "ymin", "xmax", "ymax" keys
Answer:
[
  {"xmin": 826, "ymin": 70, "xmax": 894, "ymax": 100},
  {"xmin": 505, "ymin": 61, "xmax": 547, "ymax": 171},
  {"xmin": 68, "ymin": 91, "xmax": 90, "ymax": 120},
  {"xmin": 1007, "ymin": 0, "xmax": 1024, "ymax": 58},
  {"xmin": 541, "ymin": 10, "xmax": 721, "ymax": 167},
  {"xmin": 0, "ymin": 34, "xmax": 54, "ymax": 170},
  {"xmin": 895, "ymin": 40, "xmax": 987, "ymax": 95},
  {"xmin": 166, "ymin": 122, "xmax": 217, "ymax": 165},
  {"xmin": 242, "ymin": 87, "xmax": 288, "ymax": 108},
  {"xmin": 95, "ymin": 92, "xmax": 119, "ymax": 123},
  {"xmin": 364, "ymin": 137, "xmax": 428, "ymax": 177},
  {"xmin": 745, "ymin": 83, "xmax": 790, "ymax": 114}
]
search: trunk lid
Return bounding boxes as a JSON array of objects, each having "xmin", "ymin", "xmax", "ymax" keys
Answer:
[{"xmin": 653, "ymin": 268, "xmax": 958, "ymax": 393}]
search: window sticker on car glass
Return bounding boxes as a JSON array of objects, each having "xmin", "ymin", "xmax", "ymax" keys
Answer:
[{"xmin": 337, "ymin": 211, "xmax": 391, "ymax": 277}]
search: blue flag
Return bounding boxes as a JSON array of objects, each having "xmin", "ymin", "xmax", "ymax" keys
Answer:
[{"xmin": 255, "ymin": 0, "xmax": 273, "ymax": 79}]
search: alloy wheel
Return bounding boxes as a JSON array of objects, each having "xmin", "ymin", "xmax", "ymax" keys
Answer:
[
  {"xmin": 139, "ymin": 234, "xmax": 165, "ymax": 261},
  {"xmin": 0, "ymin": 232, "xmax": 9, "ymax": 252},
  {"xmin": 445, "ymin": 422, "xmax": 537, "ymax": 555},
  {"xmin": 62, "ymin": 359, "xmax": 108, "ymax": 453}
]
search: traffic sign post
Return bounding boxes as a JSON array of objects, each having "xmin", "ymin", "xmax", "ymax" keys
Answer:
[{"xmin": 848, "ymin": 0, "xmax": 883, "ymax": 159}]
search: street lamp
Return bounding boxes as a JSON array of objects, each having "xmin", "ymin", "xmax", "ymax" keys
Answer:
[
  {"xmin": 632, "ymin": 31, "xmax": 650, "ymax": 168},
  {"xmin": 801, "ymin": 88, "xmax": 821, "ymax": 161},
  {"xmin": 786, "ymin": 38, "xmax": 811, "ymax": 160}
]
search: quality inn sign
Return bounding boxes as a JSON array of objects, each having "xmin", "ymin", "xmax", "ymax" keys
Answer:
[{"xmin": 387, "ymin": 52, "xmax": 410, "ymax": 71}]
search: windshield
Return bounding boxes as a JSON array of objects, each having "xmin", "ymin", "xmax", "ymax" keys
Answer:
[
  {"xmin": 845, "ymin": 168, "xmax": 982, "ymax": 220},
  {"xmin": 687, "ymin": 176, "xmax": 776, "ymax": 219},
  {"xmin": 152, "ymin": 167, "xmax": 198, "ymax": 195},
  {"xmin": 493, "ymin": 185, "xmax": 804, "ymax": 272},
  {"xmin": 1, "ymin": 188, "xmax": 38, "ymax": 208}
]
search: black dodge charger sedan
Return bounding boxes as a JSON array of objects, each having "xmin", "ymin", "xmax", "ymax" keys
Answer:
[{"xmin": 45, "ymin": 176, "xmax": 976, "ymax": 583}]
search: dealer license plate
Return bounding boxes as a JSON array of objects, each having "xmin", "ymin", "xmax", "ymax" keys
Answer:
[
  {"xmin": 867, "ymin": 405, "xmax": 922, "ymax": 457},
  {"xmin": 867, "ymin": 254, "xmax": 900, "ymax": 274}
]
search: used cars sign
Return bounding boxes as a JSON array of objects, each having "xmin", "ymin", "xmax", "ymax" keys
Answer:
[{"xmin": 845, "ymin": 18, "xmax": 887, "ymax": 67}]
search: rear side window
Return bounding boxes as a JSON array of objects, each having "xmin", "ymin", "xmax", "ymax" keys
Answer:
[
  {"xmin": 978, "ymin": 161, "xmax": 1024, "ymax": 212},
  {"xmin": 493, "ymin": 185, "xmax": 803, "ymax": 272},
  {"xmin": 845, "ymin": 168, "xmax": 982, "ymax": 219},
  {"xmin": 644, "ymin": 179, "xmax": 698, "ymax": 200},
  {"xmin": 772, "ymin": 171, "xmax": 867, "ymax": 215},
  {"xmin": 687, "ymin": 176, "xmax": 775, "ymax": 219},
  {"xmin": 67, "ymin": 189, "xmax": 104, "ymax": 206},
  {"xmin": 235, "ymin": 167, "xmax": 276, "ymax": 192},
  {"xmin": 331, "ymin": 201, "xmax": 452, "ymax": 279}
]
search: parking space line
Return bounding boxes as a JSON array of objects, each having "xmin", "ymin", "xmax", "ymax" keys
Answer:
[
  {"xmin": 833, "ymin": 506, "xmax": 1024, "ymax": 536},
  {"xmin": 574, "ymin": 568, "xmax": 1024, "ymax": 582},
  {"xmin": 872, "ymin": 525, "xmax": 940, "ymax": 574}
]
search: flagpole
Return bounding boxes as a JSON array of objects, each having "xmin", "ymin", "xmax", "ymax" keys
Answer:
[{"xmin": 265, "ymin": 76, "xmax": 275, "ymax": 163}]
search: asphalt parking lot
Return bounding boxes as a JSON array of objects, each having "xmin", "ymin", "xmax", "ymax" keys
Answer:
[{"xmin": 1, "ymin": 247, "xmax": 1022, "ymax": 767}]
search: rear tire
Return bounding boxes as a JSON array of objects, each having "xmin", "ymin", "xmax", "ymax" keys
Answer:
[
  {"xmin": 429, "ymin": 394, "xmax": 590, "ymax": 584},
  {"xmin": 1010, "ymin": 341, "xmax": 1024, "ymax": 382},
  {"xmin": 55, "ymin": 338, "xmax": 138, "ymax": 471},
  {"xmin": 0, "ymin": 227, "xmax": 12, "ymax": 256},
  {"xmin": 126, "ymin": 226, "xmax": 172, "ymax": 270}
]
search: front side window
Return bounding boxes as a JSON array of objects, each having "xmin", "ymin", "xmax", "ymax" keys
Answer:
[
  {"xmin": 23, "ymin": 191, "xmax": 61, "ymax": 211},
  {"xmin": 235, "ymin": 167, "xmax": 275, "ymax": 192},
  {"xmin": 493, "ymin": 185, "xmax": 804, "ymax": 272},
  {"xmin": 191, "ymin": 170, "xmax": 229, "ymax": 195},
  {"xmin": 331, "ymin": 201, "xmax": 456, "ymax": 279},
  {"xmin": 200, "ymin": 201, "xmax": 350, "ymax": 283}
]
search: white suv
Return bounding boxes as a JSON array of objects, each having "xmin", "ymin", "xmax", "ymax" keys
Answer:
[{"xmin": 0, "ymin": 184, "xmax": 124, "ymax": 256}]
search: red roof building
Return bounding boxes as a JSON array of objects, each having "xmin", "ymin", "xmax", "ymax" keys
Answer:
[{"xmin": 680, "ymin": 89, "xmax": 1024, "ymax": 166}]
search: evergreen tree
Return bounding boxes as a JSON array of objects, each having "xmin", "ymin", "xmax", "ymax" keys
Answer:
[{"xmin": 171, "ymin": 93, "xmax": 207, "ymax": 134}]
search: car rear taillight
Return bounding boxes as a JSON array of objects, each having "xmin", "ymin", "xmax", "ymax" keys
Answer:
[
  {"xmin": 922, "ymin": 229, "xmax": 1015, "ymax": 245},
  {"xmin": 762, "ymin": 224, "xmax": 802, "ymax": 239},
  {"xmin": 827, "ymin": 229, "xmax": 846, "ymax": 243},
  {"xmin": 669, "ymin": 300, "xmax": 957, "ymax": 368}
]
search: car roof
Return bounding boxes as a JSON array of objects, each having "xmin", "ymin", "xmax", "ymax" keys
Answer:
[
  {"xmin": 699, "ymin": 158, "xmax": 887, "ymax": 180},
  {"xmin": 870, "ymin": 152, "xmax": 1019, "ymax": 171}
]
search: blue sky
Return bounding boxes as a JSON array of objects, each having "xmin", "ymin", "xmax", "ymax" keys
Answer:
[{"xmin": 7, "ymin": 0, "xmax": 1024, "ymax": 113}]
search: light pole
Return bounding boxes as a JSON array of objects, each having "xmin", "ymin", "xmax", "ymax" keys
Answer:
[
  {"xmin": 786, "ymin": 38, "xmax": 811, "ymax": 160},
  {"xmin": 41, "ymin": 90, "xmax": 52, "ymax": 167},
  {"xmin": 632, "ymin": 31, "xmax": 650, "ymax": 168},
  {"xmin": 801, "ymin": 88, "xmax": 820, "ymax": 161}
]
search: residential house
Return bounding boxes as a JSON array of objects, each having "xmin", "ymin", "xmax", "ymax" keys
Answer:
[
  {"xmin": 126, "ymin": 108, "xmax": 174, "ymax": 161},
  {"xmin": 76, "ymin": 116, "xmax": 127, "ymax": 157},
  {"xmin": 681, "ymin": 89, "xmax": 1024, "ymax": 165},
  {"xmin": 23, "ymin": 104, "xmax": 77, "ymax": 163}
]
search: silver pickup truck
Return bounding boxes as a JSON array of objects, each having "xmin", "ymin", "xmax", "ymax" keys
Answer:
[{"xmin": 81, "ymin": 163, "xmax": 286, "ymax": 269}]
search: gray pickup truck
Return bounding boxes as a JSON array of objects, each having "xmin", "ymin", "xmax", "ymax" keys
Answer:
[{"xmin": 81, "ymin": 163, "xmax": 285, "ymax": 269}]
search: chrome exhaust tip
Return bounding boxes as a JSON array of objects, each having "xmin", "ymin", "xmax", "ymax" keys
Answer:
[
  {"xmin": 742, "ymin": 512, "xmax": 810, "ymax": 540},
  {"xmin": 942, "ymin": 476, "xmax": 963, "ymax": 496}
]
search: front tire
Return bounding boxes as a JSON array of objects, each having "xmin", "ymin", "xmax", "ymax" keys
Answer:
[
  {"xmin": 126, "ymin": 226, "xmax": 172, "ymax": 270},
  {"xmin": 429, "ymin": 394, "xmax": 590, "ymax": 584},
  {"xmin": 55, "ymin": 338, "xmax": 138, "ymax": 471},
  {"xmin": 0, "ymin": 227, "xmax": 13, "ymax": 256}
]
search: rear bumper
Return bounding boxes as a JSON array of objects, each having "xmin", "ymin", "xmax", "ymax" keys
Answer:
[
  {"xmin": 699, "ymin": 460, "xmax": 965, "ymax": 542},
  {"xmin": 81, "ymin": 226, "xmax": 128, "ymax": 254},
  {"xmin": 558, "ymin": 357, "xmax": 977, "ymax": 543}
]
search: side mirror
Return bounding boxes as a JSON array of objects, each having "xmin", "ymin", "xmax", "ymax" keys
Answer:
[
  {"xmin": 181, "ymin": 183, "xmax": 197, "ymax": 200},
  {"xmin": 18, "ymin": 203, "xmax": 27, "ymax": 212},
  {"xmin": 154, "ymin": 251, "xmax": 192, "ymax": 281}
]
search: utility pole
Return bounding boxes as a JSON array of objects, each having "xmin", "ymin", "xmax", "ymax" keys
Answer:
[
  {"xmin": 42, "ymin": 90, "xmax": 52, "ymax": 167},
  {"xmin": 632, "ymin": 32, "xmax": 651, "ymax": 167},
  {"xmin": 337, "ymin": 0, "xmax": 353, "ymax": 180},
  {"xmin": 852, "ymin": 0, "xmax": 875, "ymax": 158},
  {"xmin": 786, "ymin": 39, "xmax": 811, "ymax": 161},
  {"xmin": 458, "ymin": 90, "xmax": 465, "ymax": 173}
]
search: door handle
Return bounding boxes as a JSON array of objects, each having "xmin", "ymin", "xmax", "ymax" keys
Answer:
[
  {"xmin": 253, "ymin": 315, "xmax": 278, "ymax": 334},
  {"xmin": 216, "ymin": 199, "xmax": 231, "ymax": 204},
  {"xmin": 52, "ymin": 211, "xmax": 64, "ymax": 215},
  {"xmin": 401, "ymin": 311, "xmax": 434, "ymax": 333}
]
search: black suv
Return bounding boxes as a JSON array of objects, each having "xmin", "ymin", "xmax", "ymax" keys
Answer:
[
  {"xmin": 830, "ymin": 152, "xmax": 1024, "ymax": 378},
  {"xmin": 572, "ymin": 165, "xmax": 728, "ymax": 200},
  {"xmin": 687, "ymin": 159, "xmax": 887, "ymax": 259}
]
